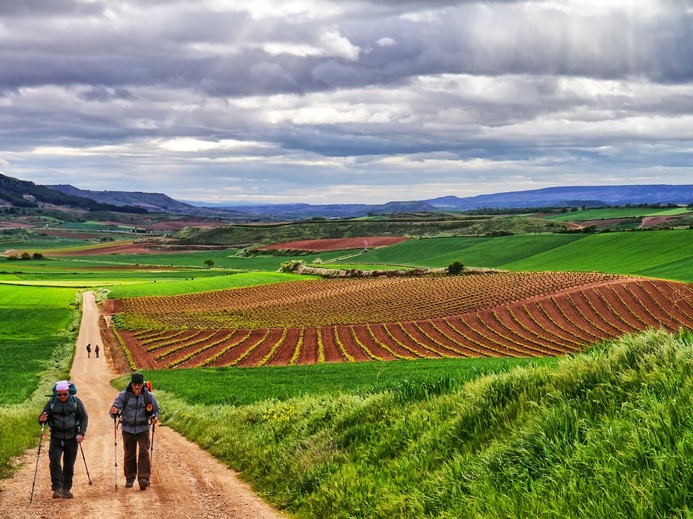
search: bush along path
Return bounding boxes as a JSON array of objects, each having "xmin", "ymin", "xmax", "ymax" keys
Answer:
[{"xmin": 0, "ymin": 291, "xmax": 287, "ymax": 519}]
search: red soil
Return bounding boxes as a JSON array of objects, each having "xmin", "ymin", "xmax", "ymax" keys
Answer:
[
  {"xmin": 640, "ymin": 216, "xmax": 678, "ymax": 228},
  {"xmin": 105, "ymin": 275, "xmax": 693, "ymax": 369},
  {"xmin": 47, "ymin": 240, "xmax": 218, "ymax": 256},
  {"xmin": 575, "ymin": 219, "xmax": 627, "ymax": 228},
  {"xmin": 48, "ymin": 242, "xmax": 164, "ymax": 256}
]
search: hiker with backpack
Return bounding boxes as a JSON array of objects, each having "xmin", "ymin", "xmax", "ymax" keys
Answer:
[
  {"xmin": 109, "ymin": 372, "xmax": 159, "ymax": 490},
  {"xmin": 38, "ymin": 380, "xmax": 89, "ymax": 499},
  {"xmin": 86, "ymin": 343, "xmax": 91, "ymax": 357},
  {"xmin": 95, "ymin": 344, "xmax": 100, "ymax": 358}
]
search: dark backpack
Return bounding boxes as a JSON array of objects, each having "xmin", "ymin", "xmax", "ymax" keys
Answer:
[{"xmin": 48, "ymin": 381, "xmax": 79, "ymax": 428}]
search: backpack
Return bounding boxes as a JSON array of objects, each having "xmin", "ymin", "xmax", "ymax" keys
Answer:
[{"xmin": 48, "ymin": 381, "xmax": 79, "ymax": 428}]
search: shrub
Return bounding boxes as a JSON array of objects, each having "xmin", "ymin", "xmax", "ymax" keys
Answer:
[{"xmin": 446, "ymin": 260, "xmax": 464, "ymax": 275}]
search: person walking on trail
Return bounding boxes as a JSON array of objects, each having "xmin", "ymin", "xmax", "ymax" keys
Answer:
[
  {"xmin": 86, "ymin": 343, "xmax": 91, "ymax": 358},
  {"xmin": 110, "ymin": 372, "xmax": 160, "ymax": 490},
  {"xmin": 95, "ymin": 344, "xmax": 100, "ymax": 358},
  {"xmin": 38, "ymin": 380, "xmax": 89, "ymax": 499}
]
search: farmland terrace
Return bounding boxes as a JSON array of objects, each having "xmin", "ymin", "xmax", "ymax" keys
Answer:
[{"xmin": 102, "ymin": 271, "xmax": 693, "ymax": 370}]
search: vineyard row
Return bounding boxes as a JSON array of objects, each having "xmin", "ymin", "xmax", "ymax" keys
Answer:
[{"xmin": 117, "ymin": 279, "xmax": 693, "ymax": 369}]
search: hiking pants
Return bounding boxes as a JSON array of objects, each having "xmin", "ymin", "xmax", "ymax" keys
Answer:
[
  {"xmin": 48, "ymin": 436, "xmax": 78, "ymax": 491},
  {"xmin": 122, "ymin": 430, "xmax": 151, "ymax": 482}
]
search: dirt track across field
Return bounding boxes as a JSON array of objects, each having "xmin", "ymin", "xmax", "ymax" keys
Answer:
[{"xmin": 0, "ymin": 291, "xmax": 287, "ymax": 519}]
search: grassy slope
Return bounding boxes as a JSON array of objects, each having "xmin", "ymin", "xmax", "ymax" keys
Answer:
[
  {"xmin": 0, "ymin": 285, "xmax": 78, "ymax": 401},
  {"xmin": 160, "ymin": 329, "xmax": 693, "ymax": 518},
  {"xmin": 354, "ymin": 230, "xmax": 693, "ymax": 281},
  {"xmin": 542, "ymin": 207, "xmax": 691, "ymax": 222},
  {"xmin": 0, "ymin": 285, "xmax": 78, "ymax": 478},
  {"xmin": 141, "ymin": 356, "xmax": 555, "ymax": 406},
  {"xmin": 106, "ymin": 271, "xmax": 313, "ymax": 298},
  {"xmin": 347, "ymin": 234, "xmax": 581, "ymax": 268},
  {"xmin": 502, "ymin": 230, "xmax": 693, "ymax": 280}
]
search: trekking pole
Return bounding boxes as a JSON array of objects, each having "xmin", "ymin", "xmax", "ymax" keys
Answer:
[
  {"xmin": 29, "ymin": 424, "xmax": 46, "ymax": 505},
  {"xmin": 113, "ymin": 416, "xmax": 118, "ymax": 491},
  {"xmin": 150, "ymin": 423, "xmax": 156, "ymax": 461},
  {"xmin": 79, "ymin": 443, "xmax": 93, "ymax": 485}
]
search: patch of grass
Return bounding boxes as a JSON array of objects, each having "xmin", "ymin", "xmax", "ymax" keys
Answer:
[
  {"xmin": 354, "ymin": 234, "xmax": 582, "ymax": 269},
  {"xmin": 0, "ymin": 318, "xmax": 75, "ymax": 479},
  {"xmin": 504, "ymin": 230, "xmax": 693, "ymax": 281},
  {"xmin": 143, "ymin": 356, "xmax": 553, "ymax": 406},
  {"xmin": 0, "ymin": 337, "xmax": 70, "ymax": 403},
  {"xmin": 0, "ymin": 285, "xmax": 79, "ymax": 402},
  {"xmin": 106, "ymin": 271, "xmax": 312, "ymax": 298},
  {"xmin": 0, "ymin": 406, "xmax": 37, "ymax": 479},
  {"xmin": 542, "ymin": 207, "xmax": 691, "ymax": 222}
]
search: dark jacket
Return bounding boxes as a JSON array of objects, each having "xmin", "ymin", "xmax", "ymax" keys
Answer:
[
  {"xmin": 110, "ymin": 386, "xmax": 160, "ymax": 434},
  {"xmin": 40, "ymin": 397, "xmax": 88, "ymax": 440}
]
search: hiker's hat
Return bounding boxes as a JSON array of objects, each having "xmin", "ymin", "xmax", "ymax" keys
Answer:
[
  {"xmin": 131, "ymin": 373, "xmax": 144, "ymax": 384},
  {"xmin": 56, "ymin": 380, "xmax": 70, "ymax": 392}
]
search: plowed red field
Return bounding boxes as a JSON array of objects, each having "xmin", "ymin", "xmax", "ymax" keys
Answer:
[{"xmin": 107, "ymin": 272, "xmax": 693, "ymax": 369}]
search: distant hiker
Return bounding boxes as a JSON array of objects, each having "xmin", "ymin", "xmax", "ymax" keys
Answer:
[
  {"xmin": 95, "ymin": 344, "xmax": 100, "ymax": 358},
  {"xmin": 38, "ymin": 380, "xmax": 88, "ymax": 499},
  {"xmin": 110, "ymin": 372, "xmax": 160, "ymax": 490},
  {"xmin": 86, "ymin": 343, "xmax": 91, "ymax": 358}
]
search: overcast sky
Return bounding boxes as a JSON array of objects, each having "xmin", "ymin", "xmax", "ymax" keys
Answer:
[{"xmin": 1, "ymin": 0, "xmax": 692, "ymax": 204}]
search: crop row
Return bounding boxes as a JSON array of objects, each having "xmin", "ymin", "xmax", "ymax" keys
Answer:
[
  {"xmin": 117, "ymin": 278, "xmax": 693, "ymax": 369},
  {"xmin": 116, "ymin": 271, "xmax": 628, "ymax": 329}
]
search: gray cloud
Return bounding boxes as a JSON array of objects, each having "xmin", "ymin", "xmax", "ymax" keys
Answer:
[{"xmin": 0, "ymin": 0, "xmax": 691, "ymax": 204}]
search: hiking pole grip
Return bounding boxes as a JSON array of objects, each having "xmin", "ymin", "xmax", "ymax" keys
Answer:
[{"xmin": 29, "ymin": 424, "xmax": 46, "ymax": 505}]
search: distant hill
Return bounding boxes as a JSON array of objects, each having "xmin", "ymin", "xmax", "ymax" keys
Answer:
[
  {"xmin": 425, "ymin": 185, "xmax": 693, "ymax": 211},
  {"xmin": 44, "ymin": 181, "xmax": 693, "ymax": 220},
  {"xmin": 48, "ymin": 184, "xmax": 201, "ymax": 214},
  {"xmin": 0, "ymin": 174, "xmax": 147, "ymax": 213},
  {"xmin": 210, "ymin": 184, "xmax": 692, "ymax": 218},
  {"xmin": 220, "ymin": 200, "xmax": 437, "ymax": 219}
]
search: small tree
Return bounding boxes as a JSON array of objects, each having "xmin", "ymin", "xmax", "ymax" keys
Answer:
[
  {"xmin": 204, "ymin": 258, "xmax": 214, "ymax": 268},
  {"xmin": 446, "ymin": 260, "xmax": 464, "ymax": 275}
]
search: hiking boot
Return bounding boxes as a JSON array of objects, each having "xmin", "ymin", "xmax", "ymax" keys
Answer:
[
  {"xmin": 139, "ymin": 479, "xmax": 149, "ymax": 490},
  {"xmin": 52, "ymin": 489, "xmax": 63, "ymax": 499},
  {"xmin": 125, "ymin": 479, "xmax": 135, "ymax": 488},
  {"xmin": 63, "ymin": 489, "xmax": 73, "ymax": 499}
]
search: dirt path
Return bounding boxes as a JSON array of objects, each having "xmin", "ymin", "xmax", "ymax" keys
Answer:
[{"xmin": 0, "ymin": 291, "xmax": 288, "ymax": 519}]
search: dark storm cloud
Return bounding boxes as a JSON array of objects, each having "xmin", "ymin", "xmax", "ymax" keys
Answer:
[
  {"xmin": 0, "ymin": 0, "xmax": 103, "ymax": 17},
  {"xmin": 2, "ymin": 2, "xmax": 691, "ymax": 94},
  {"xmin": 0, "ymin": 1, "xmax": 691, "ymax": 203}
]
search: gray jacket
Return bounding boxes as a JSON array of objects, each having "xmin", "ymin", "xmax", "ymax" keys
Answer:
[{"xmin": 110, "ymin": 387, "xmax": 159, "ymax": 434}]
